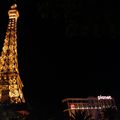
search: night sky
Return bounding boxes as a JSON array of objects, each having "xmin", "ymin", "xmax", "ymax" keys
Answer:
[{"xmin": 0, "ymin": 0, "xmax": 120, "ymax": 119}]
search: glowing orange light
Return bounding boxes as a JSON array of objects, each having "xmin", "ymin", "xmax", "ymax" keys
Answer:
[{"xmin": 70, "ymin": 104, "xmax": 75, "ymax": 109}]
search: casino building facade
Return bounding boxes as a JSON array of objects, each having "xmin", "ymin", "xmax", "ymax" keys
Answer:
[{"xmin": 62, "ymin": 96, "xmax": 117, "ymax": 120}]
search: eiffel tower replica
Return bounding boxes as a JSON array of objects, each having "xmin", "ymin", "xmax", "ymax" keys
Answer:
[{"xmin": 0, "ymin": 3, "xmax": 30, "ymax": 120}]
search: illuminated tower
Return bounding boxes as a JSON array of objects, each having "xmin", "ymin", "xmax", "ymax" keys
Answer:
[
  {"xmin": 0, "ymin": 3, "xmax": 30, "ymax": 119},
  {"xmin": 0, "ymin": 3, "xmax": 25, "ymax": 104}
]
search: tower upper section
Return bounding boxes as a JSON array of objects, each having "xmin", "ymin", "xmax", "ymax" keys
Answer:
[{"xmin": 8, "ymin": 4, "xmax": 19, "ymax": 20}]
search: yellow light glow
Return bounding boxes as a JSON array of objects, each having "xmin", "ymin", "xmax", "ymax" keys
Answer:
[{"xmin": 0, "ymin": 3, "xmax": 25, "ymax": 103}]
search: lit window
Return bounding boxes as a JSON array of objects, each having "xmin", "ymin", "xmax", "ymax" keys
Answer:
[{"xmin": 70, "ymin": 104, "xmax": 75, "ymax": 109}]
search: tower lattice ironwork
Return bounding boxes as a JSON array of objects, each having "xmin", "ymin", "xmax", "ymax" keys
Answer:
[{"xmin": 0, "ymin": 4, "xmax": 25, "ymax": 104}]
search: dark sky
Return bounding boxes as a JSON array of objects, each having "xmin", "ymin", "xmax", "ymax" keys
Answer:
[{"xmin": 0, "ymin": 0, "xmax": 120, "ymax": 119}]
